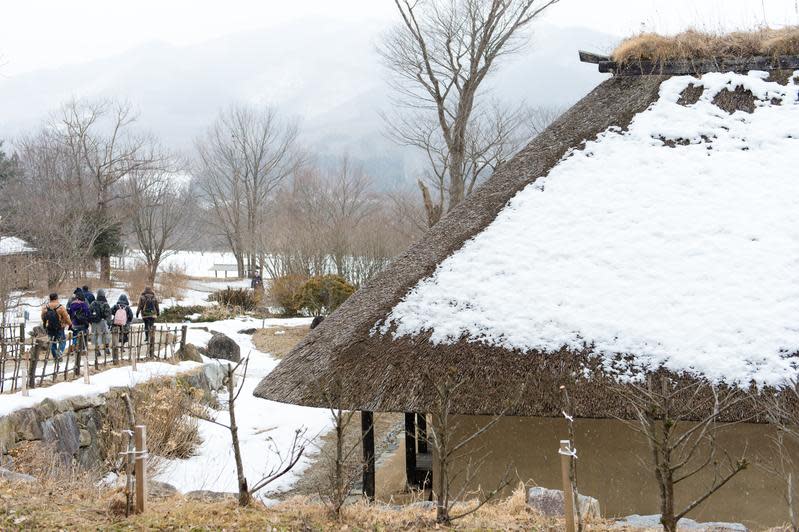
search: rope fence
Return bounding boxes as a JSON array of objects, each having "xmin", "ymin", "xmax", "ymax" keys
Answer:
[{"xmin": 0, "ymin": 323, "xmax": 188, "ymax": 394}]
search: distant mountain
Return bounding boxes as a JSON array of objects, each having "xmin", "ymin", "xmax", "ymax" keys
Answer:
[{"xmin": 0, "ymin": 18, "xmax": 617, "ymax": 186}]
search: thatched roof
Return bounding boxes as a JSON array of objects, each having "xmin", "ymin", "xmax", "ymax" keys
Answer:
[{"xmin": 254, "ymin": 70, "xmax": 799, "ymax": 420}]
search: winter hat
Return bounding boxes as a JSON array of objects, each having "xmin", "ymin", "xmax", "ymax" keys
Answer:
[
  {"xmin": 75, "ymin": 292, "xmax": 85, "ymax": 301},
  {"xmin": 117, "ymin": 294, "xmax": 130, "ymax": 306},
  {"xmin": 97, "ymin": 289, "xmax": 107, "ymax": 301}
]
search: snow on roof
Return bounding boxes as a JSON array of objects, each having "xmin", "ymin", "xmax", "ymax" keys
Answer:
[
  {"xmin": 381, "ymin": 71, "xmax": 799, "ymax": 387},
  {"xmin": 0, "ymin": 236, "xmax": 34, "ymax": 256}
]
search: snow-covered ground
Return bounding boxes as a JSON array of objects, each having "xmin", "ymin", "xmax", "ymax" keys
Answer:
[
  {"xmin": 382, "ymin": 71, "xmax": 799, "ymax": 387},
  {"xmin": 125, "ymin": 250, "xmax": 239, "ymax": 279},
  {"xmin": 156, "ymin": 317, "xmax": 331, "ymax": 499}
]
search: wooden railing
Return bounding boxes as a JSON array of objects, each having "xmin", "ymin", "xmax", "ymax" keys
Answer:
[{"xmin": 0, "ymin": 323, "xmax": 188, "ymax": 394}]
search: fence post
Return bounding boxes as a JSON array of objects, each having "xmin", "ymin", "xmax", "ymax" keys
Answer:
[
  {"xmin": 180, "ymin": 325, "xmax": 187, "ymax": 351},
  {"xmin": 560, "ymin": 440, "xmax": 576, "ymax": 532},
  {"xmin": 134, "ymin": 425, "xmax": 147, "ymax": 513},
  {"xmin": 83, "ymin": 350, "xmax": 90, "ymax": 384},
  {"xmin": 21, "ymin": 351, "xmax": 29, "ymax": 397},
  {"xmin": 18, "ymin": 325, "xmax": 26, "ymax": 394},
  {"xmin": 111, "ymin": 328, "xmax": 119, "ymax": 365}
]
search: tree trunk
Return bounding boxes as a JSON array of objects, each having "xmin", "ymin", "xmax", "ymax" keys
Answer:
[
  {"xmin": 227, "ymin": 364, "xmax": 250, "ymax": 506},
  {"xmin": 100, "ymin": 255, "xmax": 111, "ymax": 283},
  {"xmin": 147, "ymin": 262, "xmax": 158, "ymax": 287}
]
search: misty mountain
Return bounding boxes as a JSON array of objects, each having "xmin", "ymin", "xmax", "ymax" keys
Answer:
[{"xmin": 0, "ymin": 18, "xmax": 617, "ymax": 186}]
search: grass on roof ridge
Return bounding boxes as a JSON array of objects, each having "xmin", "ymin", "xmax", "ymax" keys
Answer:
[{"xmin": 613, "ymin": 26, "xmax": 799, "ymax": 64}]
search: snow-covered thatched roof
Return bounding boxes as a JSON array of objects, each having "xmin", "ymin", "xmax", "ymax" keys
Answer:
[
  {"xmin": 255, "ymin": 68, "xmax": 799, "ymax": 419},
  {"xmin": 0, "ymin": 236, "xmax": 34, "ymax": 257}
]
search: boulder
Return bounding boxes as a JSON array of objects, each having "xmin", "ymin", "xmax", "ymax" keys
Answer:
[
  {"xmin": 237, "ymin": 328, "xmax": 257, "ymax": 335},
  {"xmin": 149, "ymin": 480, "xmax": 179, "ymax": 498},
  {"xmin": 613, "ymin": 515, "xmax": 747, "ymax": 531},
  {"xmin": 206, "ymin": 333, "xmax": 241, "ymax": 362},
  {"xmin": 41, "ymin": 411, "xmax": 81, "ymax": 462},
  {"xmin": 0, "ymin": 417, "xmax": 15, "ymax": 453},
  {"xmin": 203, "ymin": 362, "xmax": 227, "ymax": 391},
  {"xmin": 0, "ymin": 467, "xmax": 36, "ymax": 483},
  {"xmin": 526, "ymin": 487, "xmax": 601, "ymax": 518},
  {"xmin": 9, "ymin": 408, "xmax": 43, "ymax": 441},
  {"xmin": 176, "ymin": 343, "xmax": 203, "ymax": 363}
]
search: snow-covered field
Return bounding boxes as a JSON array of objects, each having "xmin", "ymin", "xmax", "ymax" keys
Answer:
[
  {"xmin": 382, "ymin": 71, "xmax": 799, "ymax": 387},
  {"xmin": 126, "ymin": 250, "xmax": 240, "ymax": 279},
  {"xmin": 156, "ymin": 317, "xmax": 330, "ymax": 499}
]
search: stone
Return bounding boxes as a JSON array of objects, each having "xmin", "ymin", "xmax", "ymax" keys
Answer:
[
  {"xmin": 0, "ymin": 467, "xmax": 36, "ymax": 483},
  {"xmin": 0, "ymin": 417, "xmax": 15, "ymax": 453},
  {"xmin": 176, "ymin": 343, "xmax": 203, "ymax": 363},
  {"xmin": 149, "ymin": 480, "xmax": 179, "ymax": 498},
  {"xmin": 185, "ymin": 490, "xmax": 238, "ymax": 501},
  {"xmin": 613, "ymin": 515, "xmax": 747, "ymax": 531},
  {"xmin": 41, "ymin": 411, "xmax": 81, "ymax": 462},
  {"xmin": 202, "ymin": 362, "xmax": 227, "ymax": 391},
  {"xmin": 206, "ymin": 333, "xmax": 241, "ymax": 362},
  {"xmin": 79, "ymin": 429, "xmax": 92, "ymax": 448},
  {"xmin": 36, "ymin": 398, "xmax": 59, "ymax": 420},
  {"xmin": 237, "ymin": 328, "xmax": 257, "ymax": 335},
  {"xmin": 526, "ymin": 487, "xmax": 601, "ymax": 519},
  {"xmin": 8, "ymin": 408, "xmax": 42, "ymax": 441}
]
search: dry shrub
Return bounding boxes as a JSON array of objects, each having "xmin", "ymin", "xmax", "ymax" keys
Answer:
[
  {"xmin": 102, "ymin": 378, "xmax": 208, "ymax": 476},
  {"xmin": 209, "ymin": 287, "xmax": 260, "ymax": 311},
  {"xmin": 613, "ymin": 26, "xmax": 799, "ymax": 64},
  {"xmin": 268, "ymin": 274, "xmax": 308, "ymax": 316},
  {"xmin": 159, "ymin": 262, "xmax": 189, "ymax": 301},
  {"xmin": 116, "ymin": 263, "xmax": 149, "ymax": 300}
]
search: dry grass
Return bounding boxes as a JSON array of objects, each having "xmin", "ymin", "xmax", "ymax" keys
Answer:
[
  {"xmin": 158, "ymin": 262, "xmax": 189, "ymax": 301},
  {"xmin": 0, "ymin": 476, "xmax": 623, "ymax": 531},
  {"xmin": 252, "ymin": 325, "xmax": 309, "ymax": 359},
  {"xmin": 613, "ymin": 26, "xmax": 799, "ymax": 64}
]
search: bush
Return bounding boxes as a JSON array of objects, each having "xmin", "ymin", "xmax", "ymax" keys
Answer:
[
  {"xmin": 159, "ymin": 263, "xmax": 189, "ymax": 302},
  {"xmin": 300, "ymin": 275, "xmax": 355, "ymax": 317},
  {"xmin": 208, "ymin": 287, "xmax": 260, "ymax": 311},
  {"xmin": 268, "ymin": 275, "xmax": 308, "ymax": 317}
]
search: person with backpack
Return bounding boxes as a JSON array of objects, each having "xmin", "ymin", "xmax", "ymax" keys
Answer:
[
  {"xmin": 41, "ymin": 292, "xmax": 70, "ymax": 360},
  {"xmin": 136, "ymin": 287, "xmax": 160, "ymax": 344},
  {"xmin": 68, "ymin": 291, "xmax": 91, "ymax": 375},
  {"xmin": 111, "ymin": 294, "xmax": 134, "ymax": 363},
  {"xmin": 82, "ymin": 285, "xmax": 96, "ymax": 305},
  {"xmin": 89, "ymin": 289, "xmax": 112, "ymax": 366}
]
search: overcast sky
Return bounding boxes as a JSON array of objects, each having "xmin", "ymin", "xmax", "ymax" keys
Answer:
[{"xmin": 2, "ymin": 0, "xmax": 799, "ymax": 76}]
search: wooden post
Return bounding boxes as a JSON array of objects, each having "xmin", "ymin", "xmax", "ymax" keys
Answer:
[
  {"xmin": 18, "ymin": 326, "xmax": 26, "ymax": 394},
  {"xmin": 111, "ymin": 328, "xmax": 119, "ymax": 365},
  {"xmin": 404, "ymin": 412, "xmax": 417, "ymax": 489},
  {"xmin": 560, "ymin": 440, "xmax": 576, "ymax": 532},
  {"xmin": 83, "ymin": 351, "xmax": 90, "ymax": 384},
  {"xmin": 135, "ymin": 425, "xmax": 147, "ymax": 513},
  {"xmin": 180, "ymin": 325, "xmax": 187, "ymax": 350},
  {"xmin": 361, "ymin": 411, "xmax": 376, "ymax": 501},
  {"xmin": 131, "ymin": 338, "xmax": 138, "ymax": 372},
  {"xmin": 21, "ymin": 351, "xmax": 29, "ymax": 397}
]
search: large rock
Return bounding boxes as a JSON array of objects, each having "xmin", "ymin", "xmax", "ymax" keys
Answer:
[
  {"xmin": 185, "ymin": 490, "xmax": 237, "ymax": 501},
  {"xmin": 41, "ymin": 411, "xmax": 81, "ymax": 463},
  {"xmin": 8, "ymin": 408, "xmax": 42, "ymax": 441},
  {"xmin": 206, "ymin": 333, "xmax": 241, "ymax": 363},
  {"xmin": 526, "ymin": 487, "xmax": 601, "ymax": 518},
  {"xmin": 613, "ymin": 515, "xmax": 747, "ymax": 531},
  {"xmin": 176, "ymin": 343, "xmax": 203, "ymax": 363},
  {"xmin": 0, "ymin": 467, "xmax": 36, "ymax": 483},
  {"xmin": 149, "ymin": 480, "xmax": 179, "ymax": 498}
]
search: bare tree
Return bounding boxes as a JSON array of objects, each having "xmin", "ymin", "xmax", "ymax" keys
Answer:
[
  {"xmin": 195, "ymin": 105, "xmax": 301, "ymax": 277},
  {"xmin": 191, "ymin": 357, "xmax": 308, "ymax": 506},
  {"xmin": 612, "ymin": 375, "xmax": 750, "ymax": 532},
  {"xmin": 380, "ymin": 0, "xmax": 560, "ymax": 226},
  {"xmin": 125, "ymin": 168, "xmax": 194, "ymax": 285}
]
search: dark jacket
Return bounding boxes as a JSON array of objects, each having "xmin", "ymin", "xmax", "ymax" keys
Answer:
[
  {"xmin": 136, "ymin": 288, "xmax": 160, "ymax": 318},
  {"xmin": 112, "ymin": 295, "xmax": 134, "ymax": 327},
  {"xmin": 41, "ymin": 300, "xmax": 71, "ymax": 330},
  {"xmin": 83, "ymin": 290, "xmax": 96, "ymax": 304},
  {"xmin": 90, "ymin": 292, "xmax": 112, "ymax": 324}
]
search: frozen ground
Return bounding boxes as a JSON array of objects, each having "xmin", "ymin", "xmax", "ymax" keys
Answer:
[
  {"xmin": 382, "ymin": 71, "xmax": 799, "ymax": 386},
  {"xmin": 156, "ymin": 317, "xmax": 330, "ymax": 500}
]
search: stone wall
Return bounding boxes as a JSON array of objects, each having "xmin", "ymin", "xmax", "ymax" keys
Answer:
[{"xmin": 0, "ymin": 362, "xmax": 226, "ymax": 470}]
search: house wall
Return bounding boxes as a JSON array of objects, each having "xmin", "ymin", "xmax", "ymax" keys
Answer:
[{"xmin": 435, "ymin": 415, "xmax": 786, "ymax": 529}]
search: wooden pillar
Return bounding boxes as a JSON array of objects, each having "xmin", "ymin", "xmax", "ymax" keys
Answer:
[
  {"xmin": 180, "ymin": 325, "xmax": 188, "ymax": 350},
  {"xmin": 404, "ymin": 412, "xmax": 417, "ymax": 488},
  {"xmin": 135, "ymin": 425, "xmax": 147, "ymax": 513},
  {"xmin": 361, "ymin": 410, "xmax": 376, "ymax": 501}
]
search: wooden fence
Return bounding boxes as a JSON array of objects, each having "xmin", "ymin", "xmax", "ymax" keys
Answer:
[{"xmin": 0, "ymin": 322, "xmax": 188, "ymax": 394}]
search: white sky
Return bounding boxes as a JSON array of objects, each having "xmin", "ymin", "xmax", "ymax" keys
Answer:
[{"xmin": 2, "ymin": 0, "xmax": 799, "ymax": 76}]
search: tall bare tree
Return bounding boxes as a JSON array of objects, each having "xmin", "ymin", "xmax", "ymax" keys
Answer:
[
  {"xmin": 195, "ymin": 105, "xmax": 301, "ymax": 277},
  {"xmin": 125, "ymin": 168, "xmax": 194, "ymax": 285},
  {"xmin": 380, "ymin": 0, "xmax": 560, "ymax": 226}
]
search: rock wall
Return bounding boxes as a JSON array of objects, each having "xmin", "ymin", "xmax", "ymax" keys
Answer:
[{"xmin": 0, "ymin": 362, "xmax": 226, "ymax": 470}]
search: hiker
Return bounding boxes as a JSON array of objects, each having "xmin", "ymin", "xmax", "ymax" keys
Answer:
[
  {"xmin": 89, "ymin": 289, "xmax": 112, "ymax": 366},
  {"xmin": 136, "ymin": 287, "xmax": 160, "ymax": 345},
  {"xmin": 67, "ymin": 287, "xmax": 82, "ymax": 307},
  {"xmin": 41, "ymin": 292, "xmax": 70, "ymax": 360},
  {"xmin": 68, "ymin": 291, "xmax": 91, "ymax": 375},
  {"xmin": 111, "ymin": 294, "xmax": 134, "ymax": 363},
  {"xmin": 82, "ymin": 285, "xmax": 96, "ymax": 304}
]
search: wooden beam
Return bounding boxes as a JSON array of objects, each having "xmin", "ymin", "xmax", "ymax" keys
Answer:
[
  {"xmin": 597, "ymin": 54, "xmax": 799, "ymax": 76},
  {"xmin": 404, "ymin": 412, "xmax": 417, "ymax": 488},
  {"xmin": 361, "ymin": 411, "xmax": 376, "ymax": 501},
  {"xmin": 578, "ymin": 50, "xmax": 610, "ymax": 64}
]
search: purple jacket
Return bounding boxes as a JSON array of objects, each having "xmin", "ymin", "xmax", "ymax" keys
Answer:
[{"xmin": 68, "ymin": 300, "xmax": 91, "ymax": 329}]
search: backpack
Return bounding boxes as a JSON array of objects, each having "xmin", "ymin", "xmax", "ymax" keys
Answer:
[
  {"xmin": 44, "ymin": 305, "xmax": 62, "ymax": 335},
  {"xmin": 89, "ymin": 301, "xmax": 102, "ymax": 323},
  {"xmin": 113, "ymin": 305, "xmax": 128, "ymax": 326},
  {"xmin": 72, "ymin": 304, "xmax": 89, "ymax": 327},
  {"xmin": 143, "ymin": 294, "xmax": 156, "ymax": 315}
]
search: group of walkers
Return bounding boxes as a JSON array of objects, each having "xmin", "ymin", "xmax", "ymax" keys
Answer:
[{"xmin": 41, "ymin": 285, "xmax": 160, "ymax": 365}]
